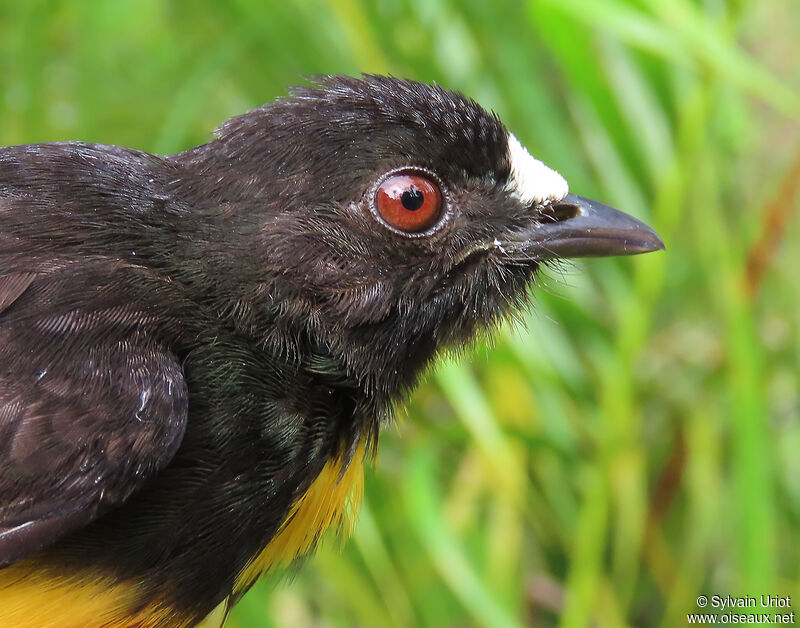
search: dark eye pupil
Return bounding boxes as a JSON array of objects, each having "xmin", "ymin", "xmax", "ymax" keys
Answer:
[{"xmin": 401, "ymin": 188, "xmax": 424, "ymax": 211}]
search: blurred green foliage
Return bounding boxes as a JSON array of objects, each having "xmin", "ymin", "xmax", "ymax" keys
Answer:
[{"xmin": 1, "ymin": 0, "xmax": 798, "ymax": 626}]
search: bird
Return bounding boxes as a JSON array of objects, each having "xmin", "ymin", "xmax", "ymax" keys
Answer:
[{"xmin": 0, "ymin": 75, "xmax": 663, "ymax": 628}]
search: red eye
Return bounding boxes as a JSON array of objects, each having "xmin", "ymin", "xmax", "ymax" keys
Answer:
[{"xmin": 375, "ymin": 173, "xmax": 442, "ymax": 233}]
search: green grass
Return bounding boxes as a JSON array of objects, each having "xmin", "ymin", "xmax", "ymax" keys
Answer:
[{"xmin": 1, "ymin": 0, "xmax": 798, "ymax": 626}]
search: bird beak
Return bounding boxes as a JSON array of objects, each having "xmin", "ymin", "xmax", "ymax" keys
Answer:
[{"xmin": 509, "ymin": 194, "xmax": 665, "ymax": 260}]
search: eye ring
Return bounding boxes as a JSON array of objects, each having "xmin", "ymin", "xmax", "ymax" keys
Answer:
[{"xmin": 370, "ymin": 168, "xmax": 448, "ymax": 236}]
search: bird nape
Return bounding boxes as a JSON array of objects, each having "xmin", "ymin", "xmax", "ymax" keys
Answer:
[{"xmin": 0, "ymin": 75, "xmax": 663, "ymax": 628}]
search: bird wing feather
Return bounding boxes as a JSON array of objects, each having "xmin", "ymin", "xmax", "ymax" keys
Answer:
[{"xmin": 0, "ymin": 267, "xmax": 188, "ymax": 567}]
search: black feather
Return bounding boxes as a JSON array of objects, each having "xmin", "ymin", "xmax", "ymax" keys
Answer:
[{"xmin": 0, "ymin": 76, "xmax": 557, "ymax": 623}]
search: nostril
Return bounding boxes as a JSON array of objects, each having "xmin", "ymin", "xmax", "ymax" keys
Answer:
[{"xmin": 538, "ymin": 200, "xmax": 581, "ymax": 224}]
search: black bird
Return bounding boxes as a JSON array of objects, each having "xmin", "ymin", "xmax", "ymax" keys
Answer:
[{"xmin": 0, "ymin": 75, "xmax": 663, "ymax": 627}]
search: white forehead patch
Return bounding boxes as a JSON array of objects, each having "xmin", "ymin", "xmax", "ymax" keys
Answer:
[{"xmin": 505, "ymin": 133, "xmax": 568, "ymax": 205}]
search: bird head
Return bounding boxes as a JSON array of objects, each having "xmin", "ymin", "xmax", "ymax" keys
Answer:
[{"xmin": 176, "ymin": 75, "xmax": 663, "ymax": 396}]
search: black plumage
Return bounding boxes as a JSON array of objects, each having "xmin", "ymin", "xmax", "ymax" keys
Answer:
[{"xmin": 0, "ymin": 75, "xmax": 662, "ymax": 626}]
